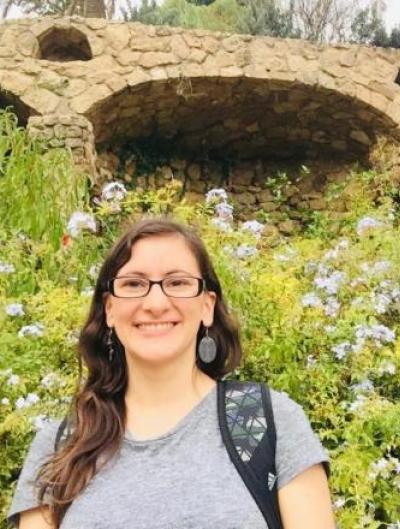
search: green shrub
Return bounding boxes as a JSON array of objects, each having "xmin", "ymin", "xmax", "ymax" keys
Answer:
[{"xmin": 0, "ymin": 111, "xmax": 399, "ymax": 528}]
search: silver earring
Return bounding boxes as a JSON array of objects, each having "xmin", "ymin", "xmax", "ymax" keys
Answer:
[
  {"xmin": 198, "ymin": 327, "xmax": 217, "ymax": 363},
  {"xmin": 107, "ymin": 327, "xmax": 115, "ymax": 363}
]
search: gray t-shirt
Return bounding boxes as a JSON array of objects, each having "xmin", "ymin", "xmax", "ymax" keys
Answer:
[{"xmin": 7, "ymin": 386, "xmax": 329, "ymax": 529}]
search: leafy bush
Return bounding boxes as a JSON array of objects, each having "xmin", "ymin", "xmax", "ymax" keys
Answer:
[{"xmin": 0, "ymin": 110, "xmax": 399, "ymax": 529}]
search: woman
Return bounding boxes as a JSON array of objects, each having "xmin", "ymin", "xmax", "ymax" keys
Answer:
[{"xmin": 8, "ymin": 218, "xmax": 336, "ymax": 529}]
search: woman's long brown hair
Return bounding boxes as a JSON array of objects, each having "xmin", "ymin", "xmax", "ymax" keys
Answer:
[{"xmin": 35, "ymin": 217, "xmax": 243, "ymax": 527}]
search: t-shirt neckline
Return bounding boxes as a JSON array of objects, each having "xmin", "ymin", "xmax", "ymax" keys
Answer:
[{"xmin": 124, "ymin": 383, "xmax": 217, "ymax": 444}]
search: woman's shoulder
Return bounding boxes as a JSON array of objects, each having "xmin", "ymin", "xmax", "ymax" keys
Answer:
[
  {"xmin": 266, "ymin": 386, "xmax": 330, "ymax": 488},
  {"xmin": 27, "ymin": 417, "xmax": 65, "ymax": 457}
]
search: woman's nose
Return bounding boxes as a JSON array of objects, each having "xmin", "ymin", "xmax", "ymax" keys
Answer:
[{"xmin": 141, "ymin": 283, "xmax": 171, "ymax": 310}]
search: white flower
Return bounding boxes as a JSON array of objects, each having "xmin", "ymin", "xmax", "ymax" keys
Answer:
[
  {"xmin": 18, "ymin": 323, "xmax": 44, "ymax": 338},
  {"xmin": 80, "ymin": 287, "xmax": 94, "ymax": 297},
  {"xmin": 233, "ymin": 245, "xmax": 258, "ymax": 259},
  {"xmin": 67, "ymin": 212, "xmax": 97, "ymax": 238},
  {"xmin": 89, "ymin": 264, "xmax": 100, "ymax": 279},
  {"xmin": 26, "ymin": 393, "xmax": 40, "ymax": 405},
  {"xmin": 372, "ymin": 292, "xmax": 392, "ymax": 315},
  {"xmin": 41, "ymin": 372, "xmax": 62, "ymax": 388},
  {"xmin": 348, "ymin": 394, "xmax": 367, "ymax": 412},
  {"xmin": 301, "ymin": 293, "xmax": 323, "ymax": 308},
  {"xmin": 389, "ymin": 457, "xmax": 400, "ymax": 475},
  {"xmin": 210, "ymin": 217, "xmax": 232, "ymax": 232},
  {"xmin": 241, "ymin": 220, "xmax": 264, "ymax": 237},
  {"xmin": 5, "ymin": 303, "xmax": 25, "ymax": 317},
  {"xmin": 205, "ymin": 188, "xmax": 228, "ymax": 203},
  {"xmin": 7, "ymin": 374, "xmax": 20, "ymax": 386},
  {"xmin": 15, "ymin": 396, "xmax": 27, "ymax": 409},
  {"xmin": 323, "ymin": 239, "xmax": 349, "ymax": 260},
  {"xmin": 101, "ymin": 182, "xmax": 127, "ymax": 202},
  {"xmin": 323, "ymin": 297, "xmax": 341, "ymax": 318},
  {"xmin": 215, "ymin": 202, "xmax": 233, "ymax": 221},
  {"xmin": 356, "ymin": 216, "xmax": 385, "ymax": 236},
  {"xmin": 369, "ymin": 457, "xmax": 391, "ymax": 480},
  {"xmin": 324, "ymin": 325, "xmax": 336, "ymax": 333},
  {"xmin": 378, "ymin": 360, "xmax": 396, "ymax": 376},
  {"xmin": 332, "ymin": 342, "xmax": 352, "ymax": 361},
  {"xmin": 1, "ymin": 397, "xmax": 10, "ymax": 405},
  {"xmin": 306, "ymin": 355, "xmax": 317, "ymax": 368},
  {"xmin": 15, "ymin": 393, "xmax": 40, "ymax": 409},
  {"xmin": 355, "ymin": 323, "xmax": 395, "ymax": 348},
  {"xmin": 351, "ymin": 379, "xmax": 374, "ymax": 394},
  {"xmin": 334, "ymin": 497, "xmax": 346, "ymax": 509},
  {"xmin": 0, "ymin": 261, "xmax": 15, "ymax": 273},
  {"xmin": 314, "ymin": 271, "xmax": 346, "ymax": 295},
  {"xmin": 387, "ymin": 523, "xmax": 400, "ymax": 529}
]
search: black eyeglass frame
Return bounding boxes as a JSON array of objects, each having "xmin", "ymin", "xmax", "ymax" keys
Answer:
[{"xmin": 107, "ymin": 276, "xmax": 207, "ymax": 299}]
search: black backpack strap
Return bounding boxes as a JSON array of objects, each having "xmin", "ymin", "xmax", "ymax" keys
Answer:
[
  {"xmin": 217, "ymin": 379, "xmax": 283, "ymax": 529},
  {"xmin": 54, "ymin": 415, "xmax": 71, "ymax": 452}
]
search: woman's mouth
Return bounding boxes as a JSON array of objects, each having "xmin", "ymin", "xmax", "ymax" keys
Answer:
[{"xmin": 135, "ymin": 322, "xmax": 178, "ymax": 335}]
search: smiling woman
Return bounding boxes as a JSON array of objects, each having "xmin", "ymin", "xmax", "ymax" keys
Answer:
[{"xmin": 7, "ymin": 218, "xmax": 336, "ymax": 529}]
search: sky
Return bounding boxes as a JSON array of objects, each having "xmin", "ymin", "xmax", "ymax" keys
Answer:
[{"xmin": 4, "ymin": 0, "xmax": 400, "ymax": 31}]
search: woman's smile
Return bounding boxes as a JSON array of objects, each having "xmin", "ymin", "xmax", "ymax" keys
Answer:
[{"xmin": 134, "ymin": 321, "xmax": 179, "ymax": 336}]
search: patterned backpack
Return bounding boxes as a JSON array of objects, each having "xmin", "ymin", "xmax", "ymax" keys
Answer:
[
  {"xmin": 217, "ymin": 379, "xmax": 283, "ymax": 529},
  {"xmin": 55, "ymin": 379, "xmax": 283, "ymax": 529}
]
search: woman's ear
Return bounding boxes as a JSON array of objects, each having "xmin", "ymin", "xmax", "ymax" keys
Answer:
[
  {"xmin": 104, "ymin": 294, "xmax": 114, "ymax": 328},
  {"xmin": 202, "ymin": 291, "xmax": 217, "ymax": 328}
]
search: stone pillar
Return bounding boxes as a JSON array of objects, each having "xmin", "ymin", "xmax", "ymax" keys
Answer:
[{"xmin": 27, "ymin": 113, "xmax": 97, "ymax": 177}]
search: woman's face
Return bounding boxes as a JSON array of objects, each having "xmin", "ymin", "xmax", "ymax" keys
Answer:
[{"xmin": 105, "ymin": 234, "xmax": 216, "ymax": 366}]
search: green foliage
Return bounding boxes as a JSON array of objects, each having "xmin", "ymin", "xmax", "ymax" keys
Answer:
[
  {"xmin": 0, "ymin": 110, "xmax": 89, "ymax": 250},
  {"xmin": 236, "ymin": 0, "xmax": 299, "ymax": 38},
  {"xmin": 1, "ymin": 110, "xmax": 400, "ymax": 528}
]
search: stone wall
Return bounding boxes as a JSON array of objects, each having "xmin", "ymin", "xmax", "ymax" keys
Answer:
[
  {"xmin": 1, "ymin": 16, "xmax": 400, "ymax": 166},
  {"xmin": 95, "ymin": 149, "xmax": 357, "ymax": 232},
  {"xmin": 1, "ymin": 16, "xmax": 400, "ymax": 230}
]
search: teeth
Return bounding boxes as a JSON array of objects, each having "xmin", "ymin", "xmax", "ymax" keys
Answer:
[{"xmin": 137, "ymin": 323, "xmax": 175, "ymax": 330}]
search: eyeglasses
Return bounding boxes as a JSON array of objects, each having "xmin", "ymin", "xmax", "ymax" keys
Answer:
[{"xmin": 107, "ymin": 276, "xmax": 206, "ymax": 298}]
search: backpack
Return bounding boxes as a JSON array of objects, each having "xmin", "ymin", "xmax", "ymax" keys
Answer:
[{"xmin": 55, "ymin": 379, "xmax": 283, "ymax": 529}]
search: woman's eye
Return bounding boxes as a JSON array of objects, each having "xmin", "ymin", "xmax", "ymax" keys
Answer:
[{"xmin": 123, "ymin": 279, "xmax": 145, "ymax": 288}]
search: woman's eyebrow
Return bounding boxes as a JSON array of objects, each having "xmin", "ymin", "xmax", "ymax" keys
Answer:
[{"xmin": 119, "ymin": 269, "xmax": 193, "ymax": 277}]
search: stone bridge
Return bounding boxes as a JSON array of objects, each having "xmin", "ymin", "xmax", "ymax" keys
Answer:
[{"xmin": 1, "ymin": 16, "xmax": 400, "ymax": 172}]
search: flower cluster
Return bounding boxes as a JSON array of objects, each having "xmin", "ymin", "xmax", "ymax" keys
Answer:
[
  {"xmin": 18, "ymin": 323, "xmax": 45, "ymax": 338},
  {"xmin": 206, "ymin": 188, "xmax": 234, "ymax": 231},
  {"xmin": 323, "ymin": 239, "xmax": 349, "ymax": 261},
  {"xmin": 233, "ymin": 245, "xmax": 258, "ymax": 259},
  {"xmin": 240, "ymin": 220, "xmax": 264, "ymax": 238},
  {"xmin": 356, "ymin": 216, "xmax": 386, "ymax": 236},
  {"xmin": 101, "ymin": 182, "xmax": 127, "ymax": 202},
  {"xmin": 331, "ymin": 323, "xmax": 395, "ymax": 361},
  {"xmin": 41, "ymin": 372, "xmax": 65, "ymax": 388},
  {"xmin": 15, "ymin": 392, "xmax": 40, "ymax": 409},
  {"xmin": 67, "ymin": 211, "xmax": 97, "ymax": 238},
  {"xmin": 0, "ymin": 261, "xmax": 15, "ymax": 273},
  {"xmin": 5, "ymin": 303, "xmax": 25, "ymax": 317},
  {"xmin": 368, "ymin": 456, "xmax": 400, "ymax": 481}
]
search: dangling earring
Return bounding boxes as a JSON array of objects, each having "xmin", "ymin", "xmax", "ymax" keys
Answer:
[
  {"xmin": 198, "ymin": 326, "xmax": 217, "ymax": 363},
  {"xmin": 107, "ymin": 327, "xmax": 115, "ymax": 363}
]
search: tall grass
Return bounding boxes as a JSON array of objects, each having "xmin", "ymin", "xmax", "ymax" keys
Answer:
[{"xmin": 0, "ymin": 110, "xmax": 89, "ymax": 249}]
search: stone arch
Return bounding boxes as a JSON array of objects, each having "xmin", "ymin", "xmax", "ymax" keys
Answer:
[
  {"xmin": 0, "ymin": 89, "xmax": 37, "ymax": 126},
  {"xmin": 37, "ymin": 26, "xmax": 92, "ymax": 62},
  {"xmin": 84, "ymin": 75, "xmax": 400, "ymax": 162}
]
